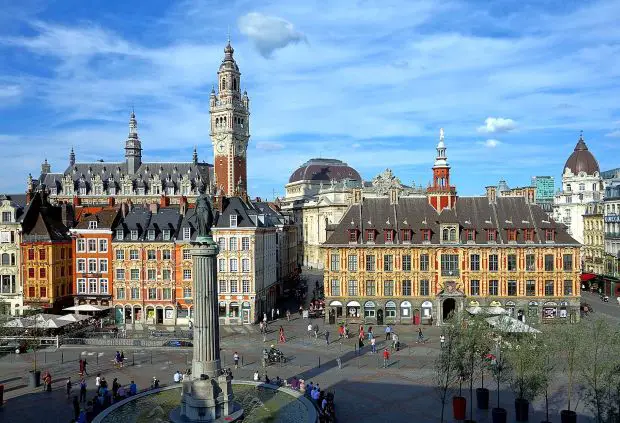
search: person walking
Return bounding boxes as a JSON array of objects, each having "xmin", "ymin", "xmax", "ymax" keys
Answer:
[
  {"xmin": 385, "ymin": 325, "xmax": 392, "ymax": 341},
  {"xmin": 368, "ymin": 326, "xmax": 373, "ymax": 340},
  {"xmin": 417, "ymin": 327, "xmax": 424, "ymax": 343},
  {"xmin": 313, "ymin": 323, "xmax": 319, "ymax": 339},
  {"xmin": 263, "ymin": 313, "xmax": 267, "ymax": 325},
  {"xmin": 79, "ymin": 378, "xmax": 87, "ymax": 403},
  {"xmin": 279, "ymin": 326, "xmax": 286, "ymax": 343},
  {"xmin": 324, "ymin": 329, "xmax": 330, "ymax": 345},
  {"xmin": 299, "ymin": 305, "xmax": 303, "ymax": 316},
  {"xmin": 338, "ymin": 324, "xmax": 344, "ymax": 340},
  {"xmin": 276, "ymin": 308, "xmax": 280, "ymax": 319},
  {"xmin": 440, "ymin": 334, "xmax": 445, "ymax": 349},
  {"xmin": 286, "ymin": 310, "xmax": 291, "ymax": 321},
  {"xmin": 66, "ymin": 377, "xmax": 72, "ymax": 398},
  {"xmin": 271, "ymin": 308, "xmax": 275, "ymax": 321},
  {"xmin": 358, "ymin": 333, "xmax": 364, "ymax": 352},
  {"xmin": 307, "ymin": 323, "xmax": 313, "ymax": 339},
  {"xmin": 95, "ymin": 373, "xmax": 101, "ymax": 390},
  {"xmin": 233, "ymin": 352, "xmax": 240, "ymax": 369},
  {"xmin": 383, "ymin": 348, "xmax": 390, "ymax": 368},
  {"xmin": 371, "ymin": 337, "xmax": 376, "ymax": 354}
]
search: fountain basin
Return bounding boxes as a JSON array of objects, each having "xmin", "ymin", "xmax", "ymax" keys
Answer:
[{"xmin": 94, "ymin": 381, "xmax": 317, "ymax": 423}]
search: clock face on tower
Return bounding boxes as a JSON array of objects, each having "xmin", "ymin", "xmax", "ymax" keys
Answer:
[{"xmin": 216, "ymin": 141, "xmax": 226, "ymax": 154}]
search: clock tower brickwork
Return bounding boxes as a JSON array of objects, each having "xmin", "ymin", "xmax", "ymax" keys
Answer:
[{"xmin": 210, "ymin": 41, "xmax": 250, "ymax": 196}]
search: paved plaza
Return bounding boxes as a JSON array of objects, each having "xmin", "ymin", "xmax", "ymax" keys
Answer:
[{"xmin": 1, "ymin": 286, "xmax": 618, "ymax": 422}]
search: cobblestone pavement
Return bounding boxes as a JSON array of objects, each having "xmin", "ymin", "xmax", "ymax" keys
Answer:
[{"xmin": 0, "ymin": 304, "xmax": 592, "ymax": 423}]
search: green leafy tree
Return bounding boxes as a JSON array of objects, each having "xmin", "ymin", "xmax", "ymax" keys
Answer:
[
  {"xmin": 504, "ymin": 332, "xmax": 546, "ymax": 403},
  {"xmin": 434, "ymin": 317, "xmax": 463, "ymax": 423},
  {"xmin": 553, "ymin": 321, "xmax": 583, "ymax": 412}
]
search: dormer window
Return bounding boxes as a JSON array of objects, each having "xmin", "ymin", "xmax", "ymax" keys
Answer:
[
  {"xmin": 507, "ymin": 229, "xmax": 517, "ymax": 242},
  {"xmin": 545, "ymin": 229, "xmax": 555, "ymax": 242},
  {"xmin": 401, "ymin": 229, "xmax": 412, "ymax": 243},
  {"xmin": 79, "ymin": 187, "xmax": 87, "ymax": 195},
  {"xmin": 422, "ymin": 229, "xmax": 431, "ymax": 242},
  {"xmin": 147, "ymin": 230, "xmax": 155, "ymax": 241},
  {"xmin": 183, "ymin": 227, "xmax": 191, "ymax": 240},
  {"xmin": 116, "ymin": 229, "xmax": 124, "ymax": 240},
  {"xmin": 487, "ymin": 229, "xmax": 497, "ymax": 242},
  {"xmin": 131, "ymin": 230, "xmax": 138, "ymax": 240},
  {"xmin": 88, "ymin": 221, "xmax": 98, "ymax": 229},
  {"xmin": 524, "ymin": 229, "xmax": 535, "ymax": 242},
  {"xmin": 348, "ymin": 229, "xmax": 358, "ymax": 243},
  {"xmin": 384, "ymin": 230, "xmax": 394, "ymax": 243},
  {"xmin": 230, "ymin": 214, "xmax": 238, "ymax": 228},
  {"xmin": 50, "ymin": 187, "xmax": 57, "ymax": 195},
  {"xmin": 441, "ymin": 225, "xmax": 458, "ymax": 244},
  {"xmin": 366, "ymin": 229, "xmax": 375, "ymax": 243},
  {"xmin": 162, "ymin": 229, "xmax": 171, "ymax": 241},
  {"xmin": 466, "ymin": 229, "xmax": 475, "ymax": 242}
]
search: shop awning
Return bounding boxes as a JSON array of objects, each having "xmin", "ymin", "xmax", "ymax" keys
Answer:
[
  {"xmin": 63, "ymin": 304, "xmax": 112, "ymax": 312},
  {"xmin": 581, "ymin": 273, "xmax": 597, "ymax": 282},
  {"xmin": 486, "ymin": 315, "xmax": 541, "ymax": 334}
]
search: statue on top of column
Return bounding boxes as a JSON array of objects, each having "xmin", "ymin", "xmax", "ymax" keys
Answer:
[{"xmin": 195, "ymin": 184, "xmax": 214, "ymax": 241}]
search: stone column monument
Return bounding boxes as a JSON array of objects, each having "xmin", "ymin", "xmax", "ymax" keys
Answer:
[{"xmin": 170, "ymin": 190, "xmax": 243, "ymax": 422}]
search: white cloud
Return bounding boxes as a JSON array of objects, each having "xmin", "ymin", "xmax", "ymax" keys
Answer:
[
  {"xmin": 352, "ymin": 143, "xmax": 361, "ymax": 148},
  {"xmin": 477, "ymin": 117, "xmax": 517, "ymax": 133},
  {"xmin": 477, "ymin": 139, "xmax": 501, "ymax": 148},
  {"xmin": 0, "ymin": 85, "xmax": 21, "ymax": 98},
  {"xmin": 238, "ymin": 12, "xmax": 305, "ymax": 58},
  {"xmin": 605, "ymin": 130, "xmax": 620, "ymax": 138},
  {"xmin": 255, "ymin": 141, "xmax": 285, "ymax": 151}
]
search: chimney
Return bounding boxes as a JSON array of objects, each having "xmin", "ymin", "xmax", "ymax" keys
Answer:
[
  {"xmin": 179, "ymin": 196, "xmax": 187, "ymax": 216},
  {"xmin": 486, "ymin": 186, "xmax": 497, "ymax": 203},
  {"xmin": 121, "ymin": 202, "xmax": 129, "ymax": 218},
  {"xmin": 108, "ymin": 197, "xmax": 115, "ymax": 207},
  {"xmin": 149, "ymin": 202, "xmax": 159, "ymax": 214},
  {"xmin": 160, "ymin": 195, "xmax": 170, "ymax": 208},
  {"xmin": 61, "ymin": 203, "xmax": 75, "ymax": 228},
  {"xmin": 72, "ymin": 196, "xmax": 81, "ymax": 207}
]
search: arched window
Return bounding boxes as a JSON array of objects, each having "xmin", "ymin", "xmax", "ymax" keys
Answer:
[
  {"xmin": 593, "ymin": 183, "xmax": 597, "ymax": 191},
  {"xmin": 442, "ymin": 228, "xmax": 449, "ymax": 241},
  {"xmin": 1, "ymin": 253, "xmax": 9, "ymax": 265},
  {"xmin": 566, "ymin": 183, "xmax": 572, "ymax": 192},
  {"xmin": 579, "ymin": 183, "xmax": 585, "ymax": 191},
  {"xmin": 222, "ymin": 78, "xmax": 226, "ymax": 90},
  {"xmin": 449, "ymin": 228, "xmax": 457, "ymax": 241},
  {"xmin": 11, "ymin": 253, "xmax": 15, "ymax": 266}
]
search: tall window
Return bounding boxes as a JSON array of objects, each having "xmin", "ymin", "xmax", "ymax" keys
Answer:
[
  {"xmin": 545, "ymin": 229, "xmax": 555, "ymax": 242},
  {"xmin": 162, "ymin": 249, "xmax": 171, "ymax": 260},
  {"xmin": 183, "ymin": 249, "xmax": 191, "ymax": 260},
  {"xmin": 563, "ymin": 254, "xmax": 573, "ymax": 271},
  {"xmin": 507, "ymin": 280, "xmax": 517, "ymax": 296},
  {"xmin": 229, "ymin": 237, "xmax": 238, "ymax": 251},
  {"xmin": 441, "ymin": 254, "xmax": 459, "ymax": 276},
  {"xmin": 147, "ymin": 230, "xmax": 155, "ymax": 241},
  {"xmin": 147, "ymin": 269, "xmax": 156, "ymax": 280},
  {"xmin": 162, "ymin": 230, "xmax": 171, "ymax": 241},
  {"xmin": 383, "ymin": 280, "xmax": 394, "ymax": 296},
  {"xmin": 116, "ymin": 287, "xmax": 125, "ymax": 299},
  {"xmin": 183, "ymin": 227, "xmax": 191, "ymax": 240},
  {"xmin": 383, "ymin": 255, "xmax": 393, "ymax": 271},
  {"xmin": 229, "ymin": 214, "xmax": 238, "ymax": 228},
  {"xmin": 147, "ymin": 250, "xmax": 156, "ymax": 260},
  {"xmin": 242, "ymin": 237, "xmax": 250, "ymax": 250},
  {"xmin": 130, "ymin": 269, "xmax": 140, "ymax": 280},
  {"xmin": 487, "ymin": 230, "xmax": 497, "ymax": 242},
  {"xmin": 507, "ymin": 254, "xmax": 517, "ymax": 271},
  {"xmin": 77, "ymin": 239, "xmax": 86, "ymax": 252},
  {"xmin": 88, "ymin": 239, "xmax": 97, "ymax": 252},
  {"xmin": 115, "ymin": 269, "xmax": 125, "ymax": 280},
  {"xmin": 99, "ymin": 239, "xmax": 108, "ymax": 252},
  {"xmin": 470, "ymin": 280, "xmax": 480, "ymax": 296},
  {"xmin": 544, "ymin": 254, "xmax": 554, "ymax": 271},
  {"xmin": 526, "ymin": 280, "xmax": 536, "ymax": 296},
  {"xmin": 77, "ymin": 279, "xmax": 86, "ymax": 294},
  {"xmin": 163, "ymin": 288, "xmax": 172, "ymax": 300},
  {"xmin": 116, "ymin": 249, "xmax": 125, "ymax": 260},
  {"xmin": 402, "ymin": 280, "xmax": 412, "ymax": 296},
  {"xmin": 129, "ymin": 249, "xmax": 139, "ymax": 260},
  {"xmin": 419, "ymin": 279, "xmax": 429, "ymax": 296},
  {"xmin": 219, "ymin": 280, "xmax": 227, "ymax": 293},
  {"xmin": 526, "ymin": 254, "xmax": 536, "ymax": 271},
  {"xmin": 99, "ymin": 279, "xmax": 108, "ymax": 294},
  {"xmin": 230, "ymin": 280, "xmax": 238, "ymax": 293},
  {"xmin": 366, "ymin": 255, "xmax": 375, "ymax": 271},
  {"xmin": 507, "ymin": 229, "xmax": 517, "ymax": 242},
  {"xmin": 347, "ymin": 280, "xmax": 358, "ymax": 296},
  {"xmin": 40, "ymin": 287, "xmax": 47, "ymax": 297},
  {"xmin": 470, "ymin": 254, "xmax": 480, "ymax": 271},
  {"xmin": 489, "ymin": 280, "xmax": 499, "ymax": 296},
  {"xmin": 330, "ymin": 254, "xmax": 340, "ymax": 271},
  {"xmin": 88, "ymin": 278, "xmax": 97, "ymax": 294},
  {"xmin": 77, "ymin": 258, "xmax": 86, "ymax": 273},
  {"xmin": 545, "ymin": 280, "xmax": 554, "ymax": 296},
  {"xmin": 99, "ymin": 259, "xmax": 108, "ymax": 273},
  {"xmin": 131, "ymin": 288, "xmax": 140, "ymax": 299},
  {"xmin": 183, "ymin": 269, "xmax": 192, "ymax": 280},
  {"xmin": 218, "ymin": 238, "xmax": 226, "ymax": 251},
  {"xmin": 242, "ymin": 259, "xmax": 250, "ymax": 272},
  {"xmin": 39, "ymin": 268, "xmax": 46, "ymax": 278},
  {"xmin": 229, "ymin": 259, "xmax": 238, "ymax": 272},
  {"xmin": 218, "ymin": 259, "xmax": 226, "ymax": 272},
  {"xmin": 564, "ymin": 280, "xmax": 573, "ymax": 296},
  {"xmin": 365, "ymin": 280, "xmax": 375, "ymax": 296},
  {"xmin": 402, "ymin": 255, "xmax": 411, "ymax": 271},
  {"xmin": 489, "ymin": 254, "xmax": 498, "ymax": 272},
  {"xmin": 131, "ymin": 230, "xmax": 139, "ymax": 240},
  {"xmin": 162, "ymin": 269, "xmax": 171, "ymax": 280},
  {"xmin": 347, "ymin": 255, "xmax": 358, "ymax": 271},
  {"xmin": 87, "ymin": 258, "xmax": 97, "ymax": 273},
  {"xmin": 331, "ymin": 279, "xmax": 340, "ymax": 296},
  {"xmin": 242, "ymin": 280, "xmax": 250, "ymax": 293},
  {"xmin": 183, "ymin": 287, "xmax": 192, "ymax": 298},
  {"xmin": 420, "ymin": 254, "xmax": 429, "ymax": 271}
]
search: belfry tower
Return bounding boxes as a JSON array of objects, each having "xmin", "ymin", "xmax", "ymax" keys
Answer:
[
  {"xmin": 427, "ymin": 128, "xmax": 457, "ymax": 212},
  {"xmin": 210, "ymin": 40, "xmax": 250, "ymax": 196}
]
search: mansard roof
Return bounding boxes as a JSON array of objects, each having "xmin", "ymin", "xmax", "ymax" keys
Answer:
[
  {"xmin": 21, "ymin": 192, "xmax": 71, "ymax": 242},
  {"xmin": 112, "ymin": 206, "xmax": 182, "ymax": 242},
  {"xmin": 74, "ymin": 209, "xmax": 119, "ymax": 230},
  {"xmin": 325, "ymin": 196, "xmax": 578, "ymax": 246}
]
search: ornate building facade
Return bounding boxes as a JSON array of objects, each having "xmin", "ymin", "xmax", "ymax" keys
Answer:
[
  {"xmin": 583, "ymin": 202, "xmax": 605, "ymax": 275},
  {"xmin": 29, "ymin": 112, "xmax": 213, "ymax": 206},
  {"xmin": 553, "ymin": 133, "xmax": 603, "ymax": 244},
  {"xmin": 0, "ymin": 195, "xmax": 26, "ymax": 315},
  {"xmin": 322, "ymin": 130, "xmax": 581, "ymax": 326},
  {"xmin": 210, "ymin": 41, "xmax": 250, "ymax": 197}
]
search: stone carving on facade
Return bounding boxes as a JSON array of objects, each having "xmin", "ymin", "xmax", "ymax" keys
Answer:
[{"xmin": 372, "ymin": 169, "xmax": 402, "ymax": 195}]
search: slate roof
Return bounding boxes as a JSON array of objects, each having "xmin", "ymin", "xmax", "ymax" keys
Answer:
[
  {"xmin": 325, "ymin": 196, "xmax": 579, "ymax": 246},
  {"xmin": 564, "ymin": 134, "xmax": 599, "ymax": 175},
  {"xmin": 74, "ymin": 209, "xmax": 120, "ymax": 230},
  {"xmin": 288, "ymin": 158, "xmax": 361, "ymax": 184},
  {"xmin": 20, "ymin": 192, "xmax": 71, "ymax": 242},
  {"xmin": 0, "ymin": 194, "xmax": 28, "ymax": 221}
]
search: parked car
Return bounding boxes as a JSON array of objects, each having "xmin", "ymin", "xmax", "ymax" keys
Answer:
[{"xmin": 164, "ymin": 340, "xmax": 193, "ymax": 347}]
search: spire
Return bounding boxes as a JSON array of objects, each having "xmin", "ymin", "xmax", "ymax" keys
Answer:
[
  {"xmin": 575, "ymin": 130, "xmax": 588, "ymax": 151},
  {"xmin": 41, "ymin": 158, "xmax": 51, "ymax": 174},
  {"xmin": 128, "ymin": 110, "xmax": 138, "ymax": 139},
  {"xmin": 69, "ymin": 147, "xmax": 75, "ymax": 166},
  {"xmin": 125, "ymin": 110, "xmax": 142, "ymax": 174},
  {"xmin": 434, "ymin": 128, "xmax": 448, "ymax": 168},
  {"xmin": 193, "ymin": 146, "xmax": 198, "ymax": 164}
]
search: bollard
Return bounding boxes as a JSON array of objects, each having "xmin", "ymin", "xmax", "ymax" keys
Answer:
[
  {"xmin": 151, "ymin": 351, "xmax": 153, "ymax": 365},
  {"xmin": 318, "ymin": 356, "xmax": 321, "ymax": 368},
  {"xmin": 61, "ymin": 352, "xmax": 64, "ymax": 363},
  {"xmin": 97, "ymin": 354, "xmax": 99, "ymax": 365},
  {"xmin": 44, "ymin": 351, "xmax": 47, "ymax": 363},
  {"xmin": 132, "ymin": 352, "xmax": 135, "ymax": 366},
  {"xmin": 241, "ymin": 356, "xmax": 244, "ymax": 367}
]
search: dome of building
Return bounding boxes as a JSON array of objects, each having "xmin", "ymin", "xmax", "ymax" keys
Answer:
[
  {"xmin": 288, "ymin": 158, "xmax": 362, "ymax": 184},
  {"xmin": 564, "ymin": 133, "xmax": 599, "ymax": 175}
]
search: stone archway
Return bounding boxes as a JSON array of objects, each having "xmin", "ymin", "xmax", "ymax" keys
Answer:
[{"xmin": 442, "ymin": 298, "xmax": 456, "ymax": 321}]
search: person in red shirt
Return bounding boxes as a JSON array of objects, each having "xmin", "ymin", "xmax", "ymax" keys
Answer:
[{"xmin": 382, "ymin": 348, "xmax": 390, "ymax": 368}]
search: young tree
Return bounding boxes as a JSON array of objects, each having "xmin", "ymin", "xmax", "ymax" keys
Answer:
[
  {"xmin": 553, "ymin": 319, "xmax": 585, "ymax": 416},
  {"xmin": 434, "ymin": 318, "xmax": 463, "ymax": 423},
  {"xmin": 460, "ymin": 314, "xmax": 493, "ymax": 420}
]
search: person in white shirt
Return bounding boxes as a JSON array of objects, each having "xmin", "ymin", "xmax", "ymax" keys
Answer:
[
  {"xmin": 95, "ymin": 373, "xmax": 101, "ymax": 388},
  {"xmin": 174, "ymin": 370, "xmax": 182, "ymax": 383},
  {"xmin": 253, "ymin": 370, "xmax": 260, "ymax": 381}
]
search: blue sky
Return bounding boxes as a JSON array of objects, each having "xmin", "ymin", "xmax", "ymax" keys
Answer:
[{"xmin": 0, "ymin": 0, "xmax": 619, "ymax": 199}]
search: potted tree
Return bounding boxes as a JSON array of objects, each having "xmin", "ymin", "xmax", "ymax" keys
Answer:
[
  {"xmin": 434, "ymin": 318, "xmax": 462, "ymax": 423},
  {"xmin": 26, "ymin": 316, "xmax": 41, "ymax": 388},
  {"xmin": 489, "ymin": 335, "xmax": 509, "ymax": 423},
  {"xmin": 461, "ymin": 314, "xmax": 492, "ymax": 421},
  {"xmin": 554, "ymin": 321, "xmax": 582, "ymax": 423},
  {"xmin": 538, "ymin": 334, "xmax": 558, "ymax": 423},
  {"xmin": 505, "ymin": 334, "xmax": 545, "ymax": 422}
]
